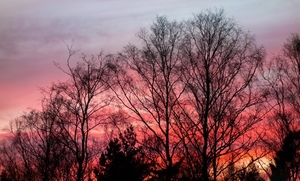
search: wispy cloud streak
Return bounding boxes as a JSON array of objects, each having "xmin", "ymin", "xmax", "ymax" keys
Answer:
[{"xmin": 0, "ymin": 0, "xmax": 299, "ymax": 128}]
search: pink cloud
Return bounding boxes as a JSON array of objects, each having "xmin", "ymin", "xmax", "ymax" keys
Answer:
[{"xmin": 0, "ymin": 0, "xmax": 300, "ymax": 130}]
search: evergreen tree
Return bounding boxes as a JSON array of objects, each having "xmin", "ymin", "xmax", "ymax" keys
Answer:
[
  {"xmin": 94, "ymin": 125, "xmax": 149, "ymax": 181},
  {"xmin": 270, "ymin": 131, "xmax": 300, "ymax": 181}
]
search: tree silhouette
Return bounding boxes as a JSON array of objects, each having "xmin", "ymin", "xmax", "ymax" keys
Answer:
[
  {"xmin": 263, "ymin": 33, "xmax": 300, "ymax": 180},
  {"xmin": 270, "ymin": 131, "xmax": 300, "ymax": 181},
  {"xmin": 108, "ymin": 9, "xmax": 267, "ymax": 180},
  {"xmin": 110, "ymin": 15, "xmax": 185, "ymax": 180},
  {"xmin": 94, "ymin": 125, "xmax": 149, "ymax": 181},
  {"xmin": 237, "ymin": 163, "xmax": 265, "ymax": 181},
  {"xmin": 0, "ymin": 48, "xmax": 115, "ymax": 181},
  {"xmin": 223, "ymin": 161, "xmax": 265, "ymax": 181},
  {"xmin": 263, "ymin": 33, "xmax": 300, "ymax": 151},
  {"xmin": 0, "ymin": 170, "xmax": 12, "ymax": 181},
  {"xmin": 177, "ymin": 8, "xmax": 266, "ymax": 181},
  {"xmin": 46, "ymin": 48, "xmax": 114, "ymax": 181},
  {"xmin": 0, "ymin": 109, "xmax": 72, "ymax": 181}
]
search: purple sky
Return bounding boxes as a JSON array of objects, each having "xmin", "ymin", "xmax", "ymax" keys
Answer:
[{"xmin": 1, "ymin": 0, "xmax": 300, "ymax": 130}]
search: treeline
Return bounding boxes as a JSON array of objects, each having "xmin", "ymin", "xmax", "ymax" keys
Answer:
[{"xmin": 0, "ymin": 8, "xmax": 300, "ymax": 181}]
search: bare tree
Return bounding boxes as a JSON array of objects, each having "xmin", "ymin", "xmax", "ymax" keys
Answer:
[
  {"xmin": 45, "ymin": 47, "xmax": 114, "ymax": 181},
  {"xmin": 110, "ymin": 16, "xmax": 186, "ymax": 180},
  {"xmin": 263, "ymin": 33, "xmax": 300, "ymax": 141},
  {"xmin": 0, "ymin": 46, "xmax": 120, "ymax": 181},
  {"xmin": 0, "ymin": 108, "xmax": 72, "ymax": 181},
  {"xmin": 263, "ymin": 33, "xmax": 300, "ymax": 180},
  {"xmin": 177, "ymin": 8, "xmax": 266, "ymax": 181},
  {"xmin": 0, "ymin": 138, "xmax": 23, "ymax": 181}
]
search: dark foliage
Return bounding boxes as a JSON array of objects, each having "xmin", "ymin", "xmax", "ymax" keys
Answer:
[
  {"xmin": 0, "ymin": 170, "xmax": 12, "ymax": 181},
  {"xmin": 237, "ymin": 163, "xmax": 265, "ymax": 181},
  {"xmin": 94, "ymin": 126, "xmax": 150, "ymax": 181},
  {"xmin": 270, "ymin": 131, "xmax": 300, "ymax": 181}
]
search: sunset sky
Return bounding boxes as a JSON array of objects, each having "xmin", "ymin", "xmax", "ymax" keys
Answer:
[{"xmin": 0, "ymin": 0, "xmax": 300, "ymax": 130}]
